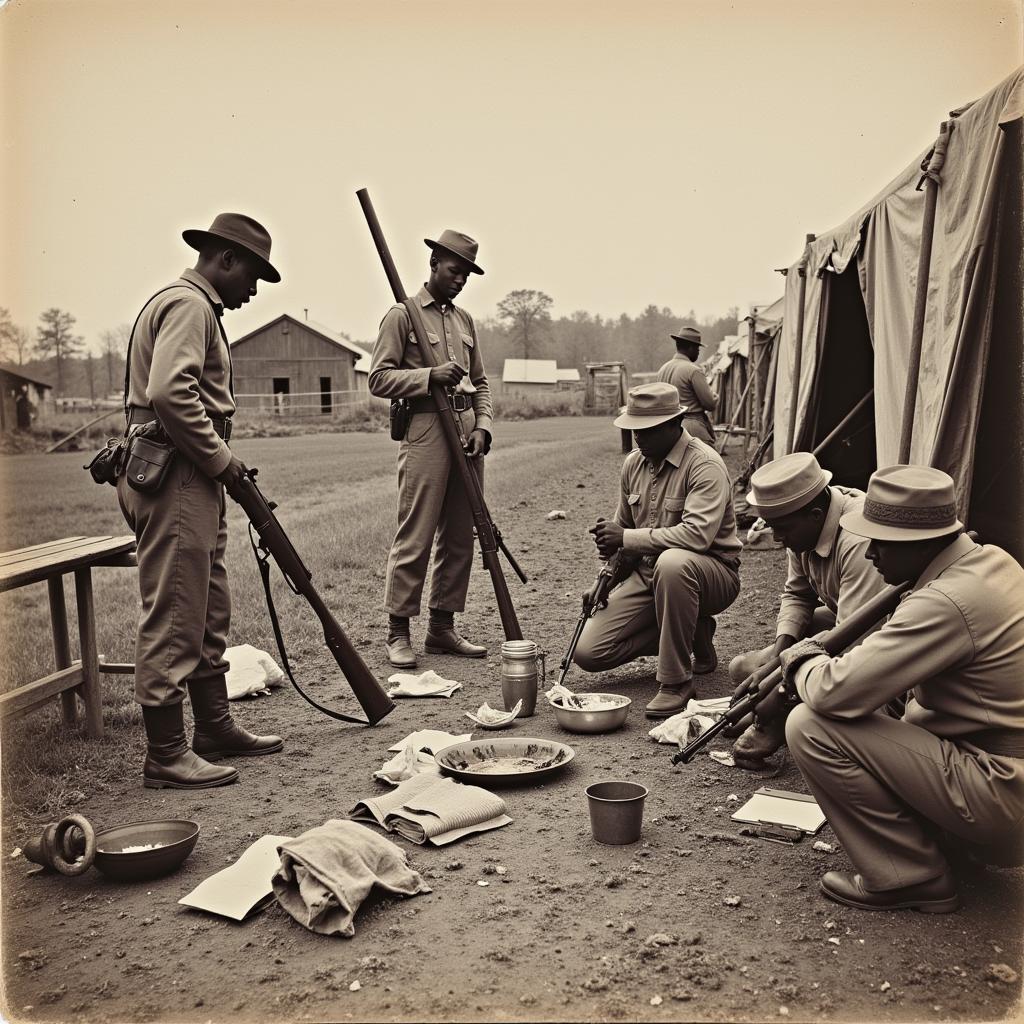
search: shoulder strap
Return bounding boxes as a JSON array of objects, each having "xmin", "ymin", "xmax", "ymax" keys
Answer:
[{"xmin": 122, "ymin": 284, "xmax": 188, "ymax": 419}]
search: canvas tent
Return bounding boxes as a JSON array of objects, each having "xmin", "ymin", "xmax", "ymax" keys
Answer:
[{"xmin": 772, "ymin": 67, "xmax": 1023, "ymax": 561}]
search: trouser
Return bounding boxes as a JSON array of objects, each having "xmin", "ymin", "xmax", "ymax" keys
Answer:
[
  {"xmin": 683, "ymin": 413, "xmax": 715, "ymax": 445},
  {"xmin": 731, "ymin": 606, "xmax": 837, "ymax": 681},
  {"xmin": 117, "ymin": 457, "xmax": 230, "ymax": 706},
  {"xmin": 384, "ymin": 408, "xmax": 481, "ymax": 618},
  {"xmin": 786, "ymin": 704, "xmax": 1024, "ymax": 890},
  {"xmin": 573, "ymin": 548, "xmax": 740, "ymax": 685}
]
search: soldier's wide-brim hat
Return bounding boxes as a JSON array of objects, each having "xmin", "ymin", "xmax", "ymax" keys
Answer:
[
  {"xmin": 613, "ymin": 382, "xmax": 687, "ymax": 430},
  {"xmin": 183, "ymin": 212, "xmax": 281, "ymax": 283},
  {"xmin": 424, "ymin": 229, "xmax": 484, "ymax": 275},
  {"xmin": 670, "ymin": 326, "xmax": 703, "ymax": 347},
  {"xmin": 840, "ymin": 465, "xmax": 963, "ymax": 542},
  {"xmin": 746, "ymin": 452, "xmax": 832, "ymax": 518}
]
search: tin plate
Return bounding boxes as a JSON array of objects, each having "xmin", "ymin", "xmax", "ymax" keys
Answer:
[{"xmin": 434, "ymin": 737, "xmax": 575, "ymax": 786}]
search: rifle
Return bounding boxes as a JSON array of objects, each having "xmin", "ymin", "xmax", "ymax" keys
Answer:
[
  {"xmin": 231, "ymin": 469, "xmax": 396, "ymax": 726},
  {"xmin": 554, "ymin": 550, "xmax": 634, "ymax": 692},
  {"xmin": 356, "ymin": 187, "xmax": 526, "ymax": 641},
  {"xmin": 671, "ymin": 577, "xmax": 914, "ymax": 764}
]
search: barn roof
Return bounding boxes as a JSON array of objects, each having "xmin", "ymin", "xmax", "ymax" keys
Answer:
[
  {"xmin": 231, "ymin": 314, "xmax": 367, "ymax": 360},
  {"xmin": 502, "ymin": 359, "xmax": 558, "ymax": 384},
  {"xmin": 556, "ymin": 368, "xmax": 581, "ymax": 383},
  {"xmin": 0, "ymin": 363, "xmax": 54, "ymax": 389}
]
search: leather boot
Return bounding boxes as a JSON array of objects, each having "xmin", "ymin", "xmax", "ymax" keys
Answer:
[
  {"xmin": 692, "ymin": 616, "xmax": 718, "ymax": 674},
  {"xmin": 142, "ymin": 703, "xmax": 238, "ymax": 790},
  {"xmin": 424, "ymin": 611, "xmax": 486, "ymax": 657},
  {"xmin": 189, "ymin": 678, "xmax": 284, "ymax": 761},
  {"xmin": 386, "ymin": 616, "xmax": 417, "ymax": 669},
  {"xmin": 644, "ymin": 679, "xmax": 696, "ymax": 718},
  {"xmin": 820, "ymin": 871, "xmax": 959, "ymax": 914},
  {"xmin": 732, "ymin": 715, "xmax": 788, "ymax": 768}
]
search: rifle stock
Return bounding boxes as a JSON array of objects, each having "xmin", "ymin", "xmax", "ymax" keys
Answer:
[
  {"xmin": 232, "ymin": 471, "xmax": 395, "ymax": 726},
  {"xmin": 672, "ymin": 577, "xmax": 914, "ymax": 764},
  {"xmin": 356, "ymin": 187, "xmax": 525, "ymax": 639}
]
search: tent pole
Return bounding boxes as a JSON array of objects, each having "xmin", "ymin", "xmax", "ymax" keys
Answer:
[
  {"xmin": 786, "ymin": 233, "xmax": 815, "ymax": 453},
  {"xmin": 898, "ymin": 120, "xmax": 952, "ymax": 462},
  {"xmin": 747, "ymin": 312, "xmax": 759, "ymax": 453},
  {"xmin": 717, "ymin": 370, "xmax": 758, "ymax": 454},
  {"xmin": 812, "ymin": 389, "xmax": 875, "ymax": 457}
]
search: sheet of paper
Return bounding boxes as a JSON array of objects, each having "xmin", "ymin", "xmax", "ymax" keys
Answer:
[
  {"xmin": 387, "ymin": 730, "xmax": 472, "ymax": 754},
  {"xmin": 731, "ymin": 788, "xmax": 826, "ymax": 834},
  {"xmin": 178, "ymin": 834, "xmax": 293, "ymax": 921}
]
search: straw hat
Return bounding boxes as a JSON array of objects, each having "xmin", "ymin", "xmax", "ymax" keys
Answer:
[
  {"xmin": 424, "ymin": 229, "xmax": 484, "ymax": 275},
  {"xmin": 613, "ymin": 382, "xmax": 686, "ymax": 430},
  {"xmin": 182, "ymin": 213, "xmax": 280, "ymax": 283},
  {"xmin": 746, "ymin": 452, "xmax": 832, "ymax": 519},
  {"xmin": 840, "ymin": 465, "xmax": 963, "ymax": 542}
]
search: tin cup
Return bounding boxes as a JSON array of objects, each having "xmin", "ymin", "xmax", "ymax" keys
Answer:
[
  {"xmin": 585, "ymin": 781, "xmax": 649, "ymax": 845},
  {"xmin": 500, "ymin": 639, "xmax": 545, "ymax": 718}
]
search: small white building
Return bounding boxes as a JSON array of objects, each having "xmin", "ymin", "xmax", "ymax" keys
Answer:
[{"xmin": 500, "ymin": 359, "xmax": 582, "ymax": 396}]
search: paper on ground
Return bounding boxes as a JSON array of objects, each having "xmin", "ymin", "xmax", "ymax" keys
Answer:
[
  {"xmin": 387, "ymin": 730, "xmax": 472, "ymax": 754},
  {"xmin": 178, "ymin": 834, "xmax": 293, "ymax": 920},
  {"xmin": 731, "ymin": 788, "xmax": 826, "ymax": 834},
  {"xmin": 225, "ymin": 644, "xmax": 285, "ymax": 700},
  {"xmin": 387, "ymin": 670, "xmax": 462, "ymax": 698},
  {"xmin": 647, "ymin": 696, "xmax": 732, "ymax": 746}
]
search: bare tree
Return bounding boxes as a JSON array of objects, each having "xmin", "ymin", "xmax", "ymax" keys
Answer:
[
  {"xmin": 0, "ymin": 307, "xmax": 17, "ymax": 363},
  {"xmin": 99, "ymin": 323, "xmax": 131, "ymax": 394},
  {"xmin": 36, "ymin": 307, "xmax": 83, "ymax": 395},
  {"xmin": 496, "ymin": 289, "xmax": 553, "ymax": 360}
]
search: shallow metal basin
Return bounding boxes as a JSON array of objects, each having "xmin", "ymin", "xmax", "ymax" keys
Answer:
[{"xmin": 552, "ymin": 693, "xmax": 631, "ymax": 734}]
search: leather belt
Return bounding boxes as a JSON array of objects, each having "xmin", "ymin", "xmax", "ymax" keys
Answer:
[
  {"xmin": 959, "ymin": 729, "xmax": 1024, "ymax": 759},
  {"xmin": 408, "ymin": 393, "xmax": 473, "ymax": 414},
  {"xmin": 128, "ymin": 406, "xmax": 233, "ymax": 441}
]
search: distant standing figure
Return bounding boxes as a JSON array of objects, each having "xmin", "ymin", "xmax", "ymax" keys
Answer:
[
  {"xmin": 368, "ymin": 229, "xmax": 493, "ymax": 669},
  {"xmin": 15, "ymin": 385, "xmax": 32, "ymax": 430},
  {"xmin": 656, "ymin": 325, "xmax": 717, "ymax": 444}
]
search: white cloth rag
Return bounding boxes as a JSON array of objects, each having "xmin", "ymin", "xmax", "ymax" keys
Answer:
[
  {"xmin": 376, "ymin": 730, "xmax": 473, "ymax": 786},
  {"xmin": 387, "ymin": 670, "xmax": 462, "ymax": 699},
  {"xmin": 648, "ymin": 696, "xmax": 732, "ymax": 746},
  {"xmin": 225, "ymin": 644, "xmax": 285, "ymax": 700},
  {"xmin": 272, "ymin": 820, "xmax": 431, "ymax": 937}
]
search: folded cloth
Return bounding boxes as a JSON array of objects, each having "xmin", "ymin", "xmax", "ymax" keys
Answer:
[
  {"xmin": 648, "ymin": 696, "xmax": 733, "ymax": 747},
  {"xmin": 272, "ymin": 820, "xmax": 431, "ymax": 937},
  {"xmin": 350, "ymin": 773, "xmax": 512, "ymax": 845},
  {"xmin": 225, "ymin": 644, "xmax": 286, "ymax": 700},
  {"xmin": 387, "ymin": 670, "xmax": 462, "ymax": 699}
]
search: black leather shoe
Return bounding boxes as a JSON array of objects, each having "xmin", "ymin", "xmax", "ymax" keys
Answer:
[
  {"xmin": 142, "ymin": 703, "xmax": 239, "ymax": 790},
  {"xmin": 732, "ymin": 716, "xmax": 788, "ymax": 768},
  {"xmin": 820, "ymin": 871, "xmax": 959, "ymax": 913},
  {"xmin": 188, "ymin": 679, "xmax": 284, "ymax": 761},
  {"xmin": 424, "ymin": 628, "xmax": 487, "ymax": 658},
  {"xmin": 385, "ymin": 636, "xmax": 418, "ymax": 668},
  {"xmin": 692, "ymin": 616, "xmax": 718, "ymax": 674}
]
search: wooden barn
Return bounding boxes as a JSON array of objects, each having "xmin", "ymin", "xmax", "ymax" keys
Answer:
[{"xmin": 230, "ymin": 315, "xmax": 367, "ymax": 417}]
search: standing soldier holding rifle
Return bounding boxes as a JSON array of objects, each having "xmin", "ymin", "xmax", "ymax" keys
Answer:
[{"xmin": 369, "ymin": 229, "xmax": 493, "ymax": 668}]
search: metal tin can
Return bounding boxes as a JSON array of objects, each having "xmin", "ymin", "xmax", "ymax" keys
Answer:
[{"xmin": 499, "ymin": 639, "xmax": 545, "ymax": 718}]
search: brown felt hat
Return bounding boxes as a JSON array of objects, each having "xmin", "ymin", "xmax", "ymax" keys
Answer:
[
  {"xmin": 424, "ymin": 229, "xmax": 484, "ymax": 275},
  {"xmin": 183, "ymin": 212, "xmax": 281, "ymax": 283},
  {"xmin": 613, "ymin": 382, "xmax": 687, "ymax": 430},
  {"xmin": 670, "ymin": 326, "xmax": 703, "ymax": 347},
  {"xmin": 746, "ymin": 452, "xmax": 832, "ymax": 518},
  {"xmin": 840, "ymin": 465, "xmax": 963, "ymax": 542}
]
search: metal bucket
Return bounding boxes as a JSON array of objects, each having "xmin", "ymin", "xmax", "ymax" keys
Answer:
[
  {"xmin": 500, "ymin": 639, "xmax": 545, "ymax": 718},
  {"xmin": 586, "ymin": 781, "xmax": 648, "ymax": 845}
]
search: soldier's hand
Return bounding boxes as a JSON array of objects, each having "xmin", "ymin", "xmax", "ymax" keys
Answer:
[
  {"xmin": 216, "ymin": 455, "xmax": 249, "ymax": 498},
  {"xmin": 429, "ymin": 361, "xmax": 467, "ymax": 389},
  {"xmin": 589, "ymin": 518, "xmax": 625, "ymax": 558},
  {"xmin": 466, "ymin": 428, "xmax": 490, "ymax": 457},
  {"xmin": 753, "ymin": 682, "xmax": 789, "ymax": 727}
]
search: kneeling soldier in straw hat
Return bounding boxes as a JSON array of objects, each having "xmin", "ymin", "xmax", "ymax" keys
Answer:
[
  {"xmin": 369, "ymin": 229, "xmax": 493, "ymax": 668},
  {"xmin": 725, "ymin": 452, "xmax": 888, "ymax": 768},
  {"xmin": 768, "ymin": 465, "xmax": 1024, "ymax": 913},
  {"xmin": 656, "ymin": 326, "xmax": 717, "ymax": 445},
  {"xmin": 574, "ymin": 382, "xmax": 742, "ymax": 717},
  {"xmin": 119, "ymin": 213, "xmax": 284, "ymax": 789}
]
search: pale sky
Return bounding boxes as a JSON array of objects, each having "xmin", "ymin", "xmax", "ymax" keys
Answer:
[{"xmin": 1, "ymin": 0, "xmax": 1021, "ymax": 350}]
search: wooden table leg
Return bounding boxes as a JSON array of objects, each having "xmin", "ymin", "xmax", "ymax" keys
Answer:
[
  {"xmin": 74, "ymin": 567, "xmax": 103, "ymax": 739},
  {"xmin": 47, "ymin": 576, "xmax": 77, "ymax": 725}
]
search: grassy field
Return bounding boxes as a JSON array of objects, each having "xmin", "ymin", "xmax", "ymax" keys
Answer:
[{"xmin": 0, "ymin": 417, "xmax": 617, "ymax": 821}]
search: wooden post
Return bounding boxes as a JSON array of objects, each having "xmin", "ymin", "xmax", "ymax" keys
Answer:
[
  {"xmin": 47, "ymin": 576, "xmax": 77, "ymax": 725},
  {"xmin": 899, "ymin": 121, "xmax": 951, "ymax": 463},
  {"xmin": 74, "ymin": 568, "xmax": 103, "ymax": 739},
  {"xmin": 746, "ymin": 312, "xmax": 759, "ymax": 451},
  {"xmin": 787, "ymin": 234, "xmax": 815, "ymax": 453}
]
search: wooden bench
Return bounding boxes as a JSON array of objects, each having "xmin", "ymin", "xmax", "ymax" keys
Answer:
[{"xmin": 0, "ymin": 535, "xmax": 137, "ymax": 738}]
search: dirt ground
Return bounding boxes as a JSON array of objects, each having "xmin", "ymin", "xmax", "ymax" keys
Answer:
[{"xmin": 2, "ymin": 425, "xmax": 1022, "ymax": 1024}]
